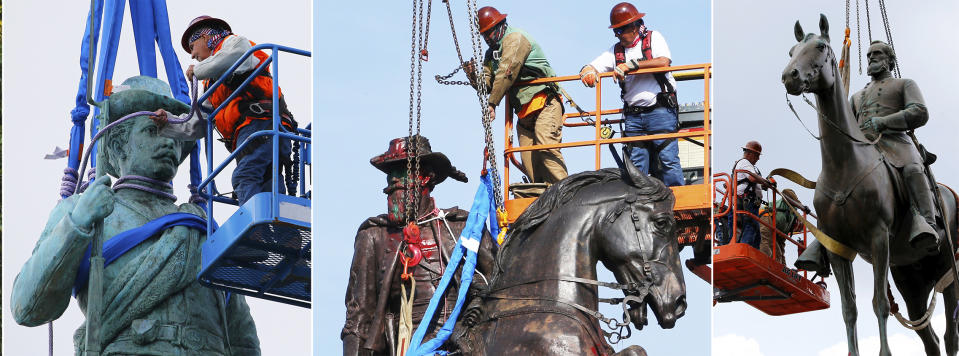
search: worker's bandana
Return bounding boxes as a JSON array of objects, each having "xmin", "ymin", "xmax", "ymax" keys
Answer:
[
  {"xmin": 189, "ymin": 27, "xmax": 232, "ymax": 51},
  {"xmin": 486, "ymin": 21, "xmax": 507, "ymax": 45}
]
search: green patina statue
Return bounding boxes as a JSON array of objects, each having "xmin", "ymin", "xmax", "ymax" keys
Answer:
[{"xmin": 10, "ymin": 76, "xmax": 260, "ymax": 355}]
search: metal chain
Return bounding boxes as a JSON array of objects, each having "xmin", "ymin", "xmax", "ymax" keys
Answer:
[
  {"xmin": 877, "ymin": 0, "xmax": 900, "ymax": 78},
  {"xmin": 413, "ymin": 0, "xmax": 428, "ymax": 220},
  {"xmin": 856, "ymin": 0, "xmax": 862, "ymax": 74},
  {"xmin": 406, "ymin": 0, "xmax": 421, "ymax": 224},
  {"xmin": 465, "ymin": 0, "xmax": 503, "ymax": 209},
  {"xmin": 865, "ymin": 0, "xmax": 873, "ymax": 42},
  {"xmin": 435, "ymin": 65, "xmax": 471, "ymax": 86}
]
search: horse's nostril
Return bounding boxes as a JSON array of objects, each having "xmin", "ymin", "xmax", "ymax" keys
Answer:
[
  {"xmin": 674, "ymin": 295, "xmax": 687, "ymax": 317},
  {"xmin": 791, "ymin": 68, "xmax": 800, "ymax": 79}
]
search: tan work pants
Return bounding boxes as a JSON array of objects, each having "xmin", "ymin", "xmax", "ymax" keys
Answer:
[
  {"xmin": 759, "ymin": 214, "xmax": 786, "ymax": 265},
  {"xmin": 516, "ymin": 96, "xmax": 568, "ymax": 184}
]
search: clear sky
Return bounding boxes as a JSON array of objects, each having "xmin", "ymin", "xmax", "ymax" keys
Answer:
[
  {"xmin": 314, "ymin": 1, "xmax": 711, "ymax": 355},
  {"xmin": 2, "ymin": 1, "xmax": 311, "ymax": 354},
  {"xmin": 712, "ymin": 1, "xmax": 959, "ymax": 355}
]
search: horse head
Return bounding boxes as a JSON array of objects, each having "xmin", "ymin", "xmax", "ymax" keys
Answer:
[
  {"xmin": 597, "ymin": 159, "xmax": 686, "ymax": 329},
  {"xmin": 783, "ymin": 14, "xmax": 837, "ymax": 95}
]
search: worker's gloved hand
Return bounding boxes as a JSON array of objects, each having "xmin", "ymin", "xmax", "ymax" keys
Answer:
[
  {"xmin": 463, "ymin": 60, "xmax": 478, "ymax": 86},
  {"xmin": 613, "ymin": 63, "xmax": 630, "ymax": 82},
  {"xmin": 72, "ymin": 177, "xmax": 115, "ymax": 231},
  {"xmin": 186, "ymin": 65, "xmax": 196, "ymax": 82},
  {"xmin": 150, "ymin": 109, "xmax": 169, "ymax": 128},
  {"xmin": 859, "ymin": 116, "xmax": 886, "ymax": 133},
  {"xmin": 580, "ymin": 65, "xmax": 598, "ymax": 88}
]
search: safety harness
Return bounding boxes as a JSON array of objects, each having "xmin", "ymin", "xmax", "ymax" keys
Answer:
[{"xmin": 613, "ymin": 29, "xmax": 677, "ymax": 109}]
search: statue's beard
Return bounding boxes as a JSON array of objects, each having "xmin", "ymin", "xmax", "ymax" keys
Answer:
[
  {"xmin": 386, "ymin": 188, "xmax": 409, "ymax": 225},
  {"xmin": 867, "ymin": 60, "xmax": 891, "ymax": 76}
]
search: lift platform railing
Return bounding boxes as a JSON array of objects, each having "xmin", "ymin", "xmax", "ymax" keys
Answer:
[
  {"xmin": 715, "ymin": 169, "xmax": 823, "ymax": 282},
  {"xmin": 503, "ymin": 63, "xmax": 712, "ymax": 222},
  {"xmin": 194, "ymin": 43, "xmax": 312, "ymax": 232}
]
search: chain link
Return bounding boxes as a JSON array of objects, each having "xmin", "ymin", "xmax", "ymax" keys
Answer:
[
  {"xmin": 877, "ymin": 0, "xmax": 900, "ymax": 78},
  {"xmin": 465, "ymin": 0, "xmax": 504, "ymax": 209},
  {"xmin": 856, "ymin": 0, "xmax": 862, "ymax": 74},
  {"xmin": 435, "ymin": 65, "xmax": 471, "ymax": 86}
]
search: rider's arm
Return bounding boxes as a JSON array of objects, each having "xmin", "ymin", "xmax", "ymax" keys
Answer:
[
  {"xmin": 487, "ymin": 32, "xmax": 532, "ymax": 108},
  {"xmin": 193, "ymin": 35, "xmax": 257, "ymax": 81},
  {"xmin": 879, "ymin": 79, "xmax": 928, "ymax": 131}
]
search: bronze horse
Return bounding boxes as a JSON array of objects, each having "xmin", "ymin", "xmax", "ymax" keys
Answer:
[
  {"xmin": 453, "ymin": 159, "xmax": 686, "ymax": 355},
  {"xmin": 782, "ymin": 14, "xmax": 959, "ymax": 356}
]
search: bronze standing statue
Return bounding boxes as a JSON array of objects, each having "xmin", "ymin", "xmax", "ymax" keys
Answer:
[
  {"xmin": 782, "ymin": 15, "xmax": 959, "ymax": 356},
  {"xmin": 11, "ymin": 76, "xmax": 260, "ymax": 355},
  {"xmin": 341, "ymin": 136, "xmax": 495, "ymax": 355}
]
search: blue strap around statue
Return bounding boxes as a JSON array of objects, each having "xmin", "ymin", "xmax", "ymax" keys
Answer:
[
  {"xmin": 407, "ymin": 173, "xmax": 496, "ymax": 356},
  {"xmin": 73, "ymin": 212, "xmax": 211, "ymax": 297}
]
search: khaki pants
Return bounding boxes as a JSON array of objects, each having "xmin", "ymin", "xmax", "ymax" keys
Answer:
[
  {"xmin": 516, "ymin": 96, "xmax": 568, "ymax": 184},
  {"xmin": 759, "ymin": 214, "xmax": 786, "ymax": 265}
]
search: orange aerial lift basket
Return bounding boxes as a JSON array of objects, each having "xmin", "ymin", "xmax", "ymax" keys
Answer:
[
  {"xmin": 709, "ymin": 172, "xmax": 830, "ymax": 316},
  {"xmin": 500, "ymin": 64, "xmax": 713, "ymax": 253}
]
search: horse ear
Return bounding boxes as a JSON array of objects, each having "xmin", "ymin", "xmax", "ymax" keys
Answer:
[
  {"xmin": 819, "ymin": 14, "xmax": 830, "ymax": 42},
  {"xmin": 794, "ymin": 20, "xmax": 804, "ymax": 42},
  {"xmin": 622, "ymin": 146, "xmax": 653, "ymax": 188}
]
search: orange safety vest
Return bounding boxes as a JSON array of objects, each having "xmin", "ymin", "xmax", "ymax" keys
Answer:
[{"xmin": 203, "ymin": 35, "xmax": 293, "ymax": 147}]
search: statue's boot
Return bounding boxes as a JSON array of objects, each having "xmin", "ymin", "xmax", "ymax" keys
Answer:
[
  {"xmin": 906, "ymin": 170, "xmax": 940, "ymax": 255},
  {"xmin": 795, "ymin": 239, "xmax": 830, "ymax": 277}
]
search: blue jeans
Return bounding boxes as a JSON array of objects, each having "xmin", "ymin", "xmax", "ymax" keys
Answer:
[
  {"xmin": 624, "ymin": 106, "xmax": 685, "ymax": 186},
  {"xmin": 232, "ymin": 119, "xmax": 292, "ymax": 205},
  {"xmin": 728, "ymin": 197, "xmax": 761, "ymax": 249}
]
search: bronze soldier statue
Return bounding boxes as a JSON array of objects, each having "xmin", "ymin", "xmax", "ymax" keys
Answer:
[
  {"xmin": 797, "ymin": 40, "xmax": 939, "ymax": 273},
  {"xmin": 853, "ymin": 40, "xmax": 938, "ymax": 251},
  {"xmin": 341, "ymin": 136, "xmax": 495, "ymax": 356}
]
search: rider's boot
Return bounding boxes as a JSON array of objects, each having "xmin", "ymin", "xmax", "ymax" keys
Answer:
[
  {"xmin": 795, "ymin": 239, "xmax": 831, "ymax": 277},
  {"xmin": 906, "ymin": 168, "xmax": 940, "ymax": 255}
]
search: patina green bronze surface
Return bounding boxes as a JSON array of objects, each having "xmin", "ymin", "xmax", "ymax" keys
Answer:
[{"xmin": 10, "ymin": 76, "xmax": 260, "ymax": 355}]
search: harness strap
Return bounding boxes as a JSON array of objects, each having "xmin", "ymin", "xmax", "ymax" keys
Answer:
[
  {"xmin": 613, "ymin": 30, "xmax": 675, "ymax": 102},
  {"xmin": 763, "ymin": 171, "xmax": 858, "ymax": 260},
  {"xmin": 73, "ymin": 213, "xmax": 209, "ymax": 296}
]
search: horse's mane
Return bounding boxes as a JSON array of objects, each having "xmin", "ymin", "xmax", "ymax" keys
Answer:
[{"xmin": 499, "ymin": 167, "xmax": 672, "ymax": 256}]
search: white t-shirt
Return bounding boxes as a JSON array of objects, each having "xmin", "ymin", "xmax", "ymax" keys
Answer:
[
  {"xmin": 734, "ymin": 159, "xmax": 762, "ymax": 199},
  {"xmin": 588, "ymin": 31, "xmax": 676, "ymax": 107},
  {"xmin": 194, "ymin": 35, "xmax": 258, "ymax": 81}
]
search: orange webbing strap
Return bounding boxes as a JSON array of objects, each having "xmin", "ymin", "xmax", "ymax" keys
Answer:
[{"xmin": 839, "ymin": 28, "xmax": 852, "ymax": 97}]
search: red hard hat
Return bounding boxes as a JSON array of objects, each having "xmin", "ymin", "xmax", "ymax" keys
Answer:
[
  {"xmin": 609, "ymin": 2, "xmax": 645, "ymax": 29},
  {"xmin": 742, "ymin": 140, "xmax": 763, "ymax": 155},
  {"xmin": 477, "ymin": 6, "xmax": 507, "ymax": 33},
  {"xmin": 181, "ymin": 15, "xmax": 232, "ymax": 53}
]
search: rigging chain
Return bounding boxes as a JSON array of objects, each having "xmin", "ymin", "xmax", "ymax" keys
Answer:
[{"xmin": 406, "ymin": 0, "xmax": 431, "ymax": 223}]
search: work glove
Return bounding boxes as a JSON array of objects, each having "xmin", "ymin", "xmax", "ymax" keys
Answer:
[
  {"xmin": 613, "ymin": 59, "xmax": 640, "ymax": 82},
  {"xmin": 580, "ymin": 65, "xmax": 598, "ymax": 88},
  {"xmin": 150, "ymin": 109, "xmax": 169, "ymax": 128},
  {"xmin": 463, "ymin": 59, "xmax": 479, "ymax": 87},
  {"xmin": 859, "ymin": 116, "xmax": 886, "ymax": 133}
]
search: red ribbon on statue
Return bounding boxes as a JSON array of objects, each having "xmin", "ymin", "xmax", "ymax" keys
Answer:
[{"xmin": 400, "ymin": 222, "xmax": 423, "ymax": 280}]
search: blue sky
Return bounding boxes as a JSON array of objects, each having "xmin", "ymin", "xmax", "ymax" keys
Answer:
[
  {"xmin": 713, "ymin": 1, "xmax": 959, "ymax": 355},
  {"xmin": 314, "ymin": 1, "xmax": 711, "ymax": 354}
]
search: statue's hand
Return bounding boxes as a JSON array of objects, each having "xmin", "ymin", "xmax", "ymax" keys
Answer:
[
  {"xmin": 72, "ymin": 177, "xmax": 115, "ymax": 229},
  {"xmin": 859, "ymin": 117, "xmax": 886, "ymax": 133}
]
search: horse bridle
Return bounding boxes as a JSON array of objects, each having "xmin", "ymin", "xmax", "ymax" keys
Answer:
[
  {"xmin": 785, "ymin": 39, "xmax": 882, "ymax": 145},
  {"xmin": 482, "ymin": 198, "xmax": 670, "ymax": 345}
]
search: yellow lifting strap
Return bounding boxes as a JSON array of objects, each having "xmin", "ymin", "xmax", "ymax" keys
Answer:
[
  {"xmin": 396, "ymin": 276, "xmax": 416, "ymax": 356},
  {"xmin": 839, "ymin": 28, "xmax": 852, "ymax": 97},
  {"xmin": 767, "ymin": 168, "xmax": 858, "ymax": 261},
  {"xmin": 496, "ymin": 207, "xmax": 509, "ymax": 245}
]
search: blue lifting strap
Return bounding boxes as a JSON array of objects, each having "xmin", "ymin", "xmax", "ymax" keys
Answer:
[
  {"xmin": 73, "ymin": 212, "xmax": 212, "ymax": 297},
  {"xmin": 407, "ymin": 174, "xmax": 497, "ymax": 356}
]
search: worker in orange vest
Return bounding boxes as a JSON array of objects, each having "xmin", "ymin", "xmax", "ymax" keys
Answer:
[{"xmin": 152, "ymin": 16, "xmax": 297, "ymax": 205}]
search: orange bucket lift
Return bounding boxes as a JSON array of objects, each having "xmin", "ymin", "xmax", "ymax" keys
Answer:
[
  {"xmin": 709, "ymin": 172, "xmax": 830, "ymax": 315},
  {"xmin": 500, "ymin": 64, "xmax": 713, "ymax": 255}
]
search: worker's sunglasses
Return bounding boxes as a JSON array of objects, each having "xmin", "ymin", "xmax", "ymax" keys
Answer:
[{"xmin": 613, "ymin": 23, "xmax": 638, "ymax": 36}]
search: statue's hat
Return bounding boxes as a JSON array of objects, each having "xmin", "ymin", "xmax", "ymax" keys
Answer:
[
  {"xmin": 370, "ymin": 135, "xmax": 468, "ymax": 185},
  {"xmin": 96, "ymin": 76, "xmax": 194, "ymax": 178}
]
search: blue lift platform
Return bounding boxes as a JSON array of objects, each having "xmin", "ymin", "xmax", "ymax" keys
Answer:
[{"xmin": 195, "ymin": 44, "xmax": 312, "ymax": 308}]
